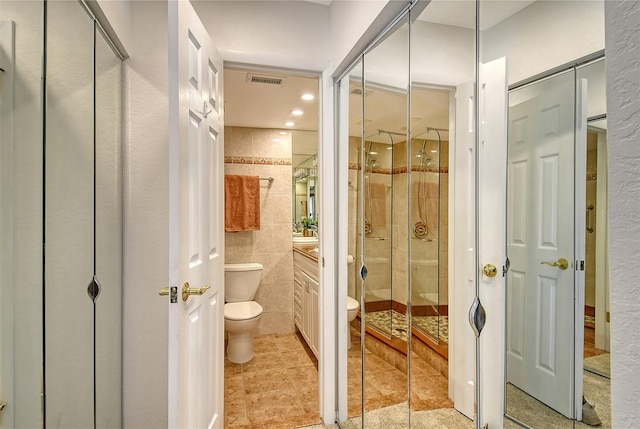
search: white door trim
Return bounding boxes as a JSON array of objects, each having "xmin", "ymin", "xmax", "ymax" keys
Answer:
[
  {"xmin": 450, "ymin": 80, "xmax": 476, "ymax": 420},
  {"xmin": 594, "ymin": 127, "xmax": 609, "ymax": 352},
  {"xmin": 574, "ymin": 78, "xmax": 589, "ymax": 419}
]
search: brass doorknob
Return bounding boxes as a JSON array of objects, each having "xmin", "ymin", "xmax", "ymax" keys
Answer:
[
  {"xmin": 541, "ymin": 258, "xmax": 569, "ymax": 270},
  {"xmin": 0, "ymin": 402, "xmax": 7, "ymax": 411},
  {"xmin": 181, "ymin": 282, "xmax": 210, "ymax": 301},
  {"xmin": 482, "ymin": 264, "xmax": 497, "ymax": 278}
]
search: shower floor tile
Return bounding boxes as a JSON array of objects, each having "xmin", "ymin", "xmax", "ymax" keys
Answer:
[{"xmin": 366, "ymin": 309, "xmax": 449, "ymax": 344}]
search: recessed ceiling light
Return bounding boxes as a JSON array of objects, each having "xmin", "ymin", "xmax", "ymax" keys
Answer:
[
  {"xmin": 431, "ymin": 150, "xmax": 438, "ymax": 153},
  {"xmin": 386, "ymin": 147, "xmax": 393, "ymax": 150},
  {"xmin": 301, "ymin": 93, "xmax": 315, "ymax": 101},
  {"xmin": 284, "ymin": 121, "xmax": 295, "ymax": 127},
  {"xmin": 369, "ymin": 151, "xmax": 378, "ymax": 155},
  {"xmin": 279, "ymin": 131, "xmax": 288, "ymax": 135},
  {"xmin": 292, "ymin": 109, "xmax": 303, "ymax": 116}
]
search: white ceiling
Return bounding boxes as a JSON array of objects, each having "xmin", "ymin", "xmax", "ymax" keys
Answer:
[
  {"xmin": 418, "ymin": 0, "xmax": 535, "ymax": 31},
  {"xmin": 224, "ymin": 68, "xmax": 320, "ymax": 131},
  {"xmin": 224, "ymin": 1, "xmax": 537, "ymax": 148}
]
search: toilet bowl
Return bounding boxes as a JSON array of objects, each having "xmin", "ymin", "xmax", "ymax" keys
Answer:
[
  {"xmin": 347, "ymin": 296, "xmax": 360, "ymax": 349},
  {"xmin": 224, "ymin": 263, "xmax": 263, "ymax": 364},
  {"xmin": 224, "ymin": 301, "xmax": 263, "ymax": 363}
]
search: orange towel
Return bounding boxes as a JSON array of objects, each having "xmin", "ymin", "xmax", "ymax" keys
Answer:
[{"xmin": 225, "ymin": 175, "xmax": 261, "ymax": 232}]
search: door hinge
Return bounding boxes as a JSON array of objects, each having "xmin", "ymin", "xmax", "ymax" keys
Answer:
[{"xmin": 503, "ymin": 257, "xmax": 510, "ymax": 277}]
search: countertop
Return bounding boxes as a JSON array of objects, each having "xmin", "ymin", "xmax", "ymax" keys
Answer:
[{"xmin": 293, "ymin": 244, "xmax": 319, "ymax": 262}]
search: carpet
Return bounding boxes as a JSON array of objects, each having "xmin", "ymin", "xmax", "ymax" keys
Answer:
[
  {"xmin": 584, "ymin": 353, "xmax": 611, "ymax": 378},
  {"xmin": 506, "ymin": 370, "xmax": 610, "ymax": 428}
]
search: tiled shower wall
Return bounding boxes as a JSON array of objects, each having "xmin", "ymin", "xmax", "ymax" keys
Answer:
[
  {"xmin": 224, "ymin": 126, "xmax": 295, "ymax": 335},
  {"xmin": 347, "ymin": 136, "xmax": 449, "ymax": 308}
]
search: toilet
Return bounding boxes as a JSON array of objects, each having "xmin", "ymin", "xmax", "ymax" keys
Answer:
[
  {"xmin": 347, "ymin": 296, "xmax": 360, "ymax": 349},
  {"xmin": 224, "ymin": 263, "xmax": 264, "ymax": 364}
]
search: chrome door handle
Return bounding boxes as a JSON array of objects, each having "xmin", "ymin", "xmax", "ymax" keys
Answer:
[{"xmin": 541, "ymin": 258, "xmax": 569, "ymax": 270}]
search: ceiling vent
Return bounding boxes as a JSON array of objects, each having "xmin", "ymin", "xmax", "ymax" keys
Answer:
[
  {"xmin": 350, "ymin": 88, "xmax": 373, "ymax": 97},
  {"xmin": 247, "ymin": 73, "xmax": 285, "ymax": 86}
]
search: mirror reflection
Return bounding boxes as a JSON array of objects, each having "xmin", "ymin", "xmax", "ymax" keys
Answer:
[{"xmin": 494, "ymin": 1, "xmax": 609, "ymax": 425}]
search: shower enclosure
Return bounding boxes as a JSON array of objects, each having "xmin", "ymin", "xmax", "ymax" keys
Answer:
[
  {"xmin": 0, "ymin": 1, "xmax": 124, "ymax": 426},
  {"xmin": 354, "ymin": 126, "xmax": 448, "ymax": 346}
]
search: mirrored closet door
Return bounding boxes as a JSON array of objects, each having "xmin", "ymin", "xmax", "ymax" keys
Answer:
[
  {"xmin": 337, "ymin": 1, "xmax": 479, "ymax": 427},
  {"xmin": 1, "ymin": 1, "xmax": 124, "ymax": 426}
]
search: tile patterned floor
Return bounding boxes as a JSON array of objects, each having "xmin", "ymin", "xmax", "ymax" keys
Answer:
[
  {"xmin": 347, "ymin": 327, "xmax": 452, "ymax": 418},
  {"xmin": 366, "ymin": 310, "xmax": 449, "ymax": 344},
  {"xmin": 224, "ymin": 328, "xmax": 452, "ymax": 428},
  {"xmin": 224, "ymin": 332, "xmax": 322, "ymax": 429}
]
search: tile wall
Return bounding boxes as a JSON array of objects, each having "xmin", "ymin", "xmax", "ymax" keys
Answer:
[
  {"xmin": 224, "ymin": 126, "xmax": 295, "ymax": 335},
  {"xmin": 347, "ymin": 136, "xmax": 449, "ymax": 308}
]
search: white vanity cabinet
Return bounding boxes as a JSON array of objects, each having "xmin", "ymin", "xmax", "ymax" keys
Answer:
[{"xmin": 293, "ymin": 248, "xmax": 319, "ymax": 358}]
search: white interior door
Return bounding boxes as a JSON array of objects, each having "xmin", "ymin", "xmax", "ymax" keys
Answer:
[
  {"xmin": 0, "ymin": 19, "xmax": 14, "ymax": 428},
  {"xmin": 451, "ymin": 80, "xmax": 476, "ymax": 420},
  {"xmin": 477, "ymin": 57, "xmax": 508, "ymax": 428},
  {"xmin": 168, "ymin": 1, "xmax": 224, "ymax": 427},
  {"xmin": 505, "ymin": 72, "xmax": 585, "ymax": 418}
]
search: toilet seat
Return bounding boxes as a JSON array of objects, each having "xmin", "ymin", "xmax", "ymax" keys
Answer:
[
  {"xmin": 347, "ymin": 296, "xmax": 360, "ymax": 311},
  {"xmin": 224, "ymin": 301, "xmax": 263, "ymax": 321}
]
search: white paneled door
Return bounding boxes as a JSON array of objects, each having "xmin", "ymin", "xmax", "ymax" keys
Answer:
[
  {"xmin": 168, "ymin": 1, "xmax": 224, "ymax": 428},
  {"xmin": 506, "ymin": 72, "xmax": 586, "ymax": 418},
  {"xmin": 478, "ymin": 57, "xmax": 508, "ymax": 428},
  {"xmin": 0, "ymin": 19, "xmax": 14, "ymax": 429}
]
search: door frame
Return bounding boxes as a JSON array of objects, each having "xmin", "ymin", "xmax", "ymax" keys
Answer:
[{"xmin": 221, "ymin": 61, "xmax": 333, "ymax": 423}]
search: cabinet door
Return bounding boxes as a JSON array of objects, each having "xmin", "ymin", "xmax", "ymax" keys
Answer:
[
  {"xmin": 311, "ymin": 279, "xmax": 319, "ymax": 358},
  {"xmin": 302, "ymin": 275, "xmax": 311, "ymax": 343},
  {"xmin": 294, "ymin": 279, "xmax": 303, "ymax": 331}
]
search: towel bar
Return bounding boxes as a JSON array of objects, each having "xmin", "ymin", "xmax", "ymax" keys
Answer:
[{"xmin": 260, "ymin": 176, "xmax": 274, "ymax": 185}]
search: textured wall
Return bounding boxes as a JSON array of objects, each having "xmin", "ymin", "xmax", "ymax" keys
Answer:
[
  {"xmin": 605, "ymin": 1, "xmax": 640, "ymax": 427},
  {"xmin": 117, "ymin": 2, "xmax": 170, "ymax": 427}
]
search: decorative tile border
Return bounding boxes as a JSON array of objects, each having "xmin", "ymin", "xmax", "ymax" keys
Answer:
[
  {"xmin": 348, "ymin": 164, "xmax": 449, "ymax": 175},
  {"xmin": 224, "ymin": 156, "xmax": 291, "ymax": 166}
]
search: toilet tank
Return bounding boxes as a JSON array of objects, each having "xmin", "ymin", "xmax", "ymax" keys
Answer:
[{"xmin": 224, "ymin": 263, "xmax": 263, "ymax": 302}]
